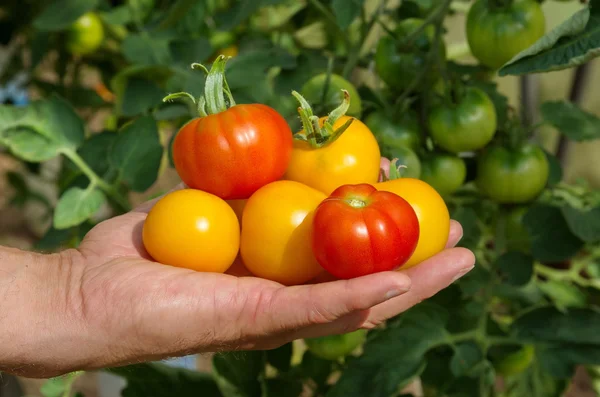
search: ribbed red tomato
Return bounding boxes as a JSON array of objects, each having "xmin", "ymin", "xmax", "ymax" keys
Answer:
[
  {"xmin": 311, "ymin": 184, "xmax": 420, "ymax": 279},
  {"xmin": 170, "ymin": 56, "xmax": 293, "ymax": 200}
]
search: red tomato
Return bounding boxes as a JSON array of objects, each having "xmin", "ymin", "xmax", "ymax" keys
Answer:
[
  {"xmin": 170, "ymin": 56, "xmax": 293, "ymax": 200},
  {"xmin": 311, "ymin": 184, "xmax": 420, "ymax": 279}
]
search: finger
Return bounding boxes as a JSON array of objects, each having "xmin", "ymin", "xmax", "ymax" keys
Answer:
[
  {"xmin": 379, "ymin": 157, "xmax": 391, "ymax": 181},
  {"xmin": 264, "ymin": 271, "xmax": 412, "ymax": 333},
  {"xmin": 133, "ymin": 182, "xmax": 186, "ymax": 213},
  {"xmin": 364, "ymin": 247, "xmax": 475, "ymax": 327},
  {"xmin": 446, "ymin": 220, "xmax": 464, "ymax": 249}
]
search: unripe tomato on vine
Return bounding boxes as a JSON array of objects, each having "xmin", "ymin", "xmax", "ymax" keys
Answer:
[
  {"xmin": 167, "ymin": 56, "xmax": 293, "ymax": 200},
  {"xmin": 466, "ymin": 0, "xmax": 546, "ymax": 70}
]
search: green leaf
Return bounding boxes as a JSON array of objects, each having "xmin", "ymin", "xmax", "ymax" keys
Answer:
[
  {"xmin": 496, "ymin": 251, "xmax": 534, "ymax": 287},
  {"xmin": 109, "ymin": 116, "xmax": 163, "ymax": 192},
  {"xmin": 327, "ymin": 303, "xmax": 450, "ymax": 397},
  {"xmin": 499, "ymin": 6, "xmax": 600, "ymax": 76},
  {"xmin": 226, "ymin": 48, "xmax": 295, "ymax": 90},
  {"xmin": 562, "ymin": 205, "xmax": 600, "ymax": 243},
  {"xmin": 122, "ymin": 33, "xmax": 173, "ymax": 66},
  {"xmin": 100, "ymin": 5, "xmax": 132, "ymax": 25},
  {"xmin": 154, "ymin": 104, "xmax": 190, "ymax": 121},
  {"xmin": 503, "ymin": 363, "xmax": 569, "ymax": 397},
  {"xmin": 450, "ymin": 342, "xmax": 484, "ymax": 378},
  {"xmin": 0, "ymin": 95, "xmax": 85, "ymax": 162},
  {"xmin": 107, "ymin": 362, "xmax": 223, "ymax": 397},
  {"xmin": 511, "ymin": 306, "xmax": 600, "ymax": 345},
  {"xmin": 538, "ymin": 280, "xmax": 587, "ymax": 310},
  {"xmin": 40, "ymin": 372, "xmax": 84, "ymax": 397},
  {"xmin": 215, "ymin": 0, "xmax": 285, "ymax": 31},
  {"xmin": 54, "ymin": 186, "xmax": 106, "ymax": 229},
  {"xmin": 33, "ymin": 0, "xmax": 99, "ymax": 31},
  {"xmin": 523, "ymin": 204, "xmax": 584, "ymax": 263},
  {"xmin": 110, "ymin": 65, "xmax": 173, "ymax": 105},
  {"xmin": 538, "ymin": 344, "xmax": 600, "ymax": 378},
  {"xmin": 540, "ymin": 101, "xmax": 600, "ymax": 142},
  {"xmin": 266, "ymin": 343, "xmax": 293, "ymax": 373},
  {"xmin": 34, "ymin": 223, "xmax": 94, "ymax": 251},
  {"xmin": 332, "ymin": 0, "xmax": 364, "ymax": 29},
  {"xmin": 450, "ymin": 206, "xmax": 482, "ymax": 250},
  {"xmin": 159, "ymin": 0, "xmax": 206, "ymax": 30},
  {"xmin": 273, "ymin": 51, "xmax": 328, "ymax": 97},
  {"xmin": 30, "ymin": 31, "xmax": 50, "ymax": 70},
  {"xmin": 170, "ymin": 38, "xmax": 213, "ymax": 68},
  {"xmin": 263, "ymin": 378, "xmax": 303, "ymax": 397},
  {"xmin": 212, "ymin": 351, "xmax": 265, "ymax": 397},
  {"xmin": 120, "ymin": 77, "xmax": 166, "ymax": 117},
  {"xmin": 299, "ymin": 350, "xmax": 334, "ymax": 387},
  {"xmin": 544, "ymin": 150, "xmax": 563, "ymax": 187}
]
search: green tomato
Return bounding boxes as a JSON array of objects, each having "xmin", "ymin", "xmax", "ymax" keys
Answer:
[
  {"xmin": 304, "ymin": 329, "xmax": 367, "ymax": 361},
  {"xmin": 420, "ymin": 153, "xmax": 466, "ymax": 196},
  {"xmin": 504, "ymin": 206, "xmax": 532, "ymax": 252},
  {"xmin": 466, "ymin": 0, "xmax": 546, "ymax": 70},
  {"xmin": 66, "ymin": 12, "xmax": 105, "ymax": 56},
  {"xmin": 387, "ymin": 145, "xmax": 422, "ymax": 179},
  {"xmin": 364, "ymin": 110, "xmax": 422, "ymax": 153},
  {"xmin": 428, "ymin": 87, "xmax": 497, "ymax": 154},
  {"xmin": 375, "ymin": 18, "xmax": 446, "ymax": 92},
  {"xmin": 300, "ymin": 73, "xmax": 362, "ymax": 118},
  {"xmin": 476, "ymin": 144, "xmax": 550, "ymax": 204},
  {"xmin": 493, "ymin": 345, "xmax": 535, "ymax": 377}
]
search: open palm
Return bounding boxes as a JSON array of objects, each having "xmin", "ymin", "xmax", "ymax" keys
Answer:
[{"xmin": 69, "ymin": 183, "xmax": 474, "ymax": 371}]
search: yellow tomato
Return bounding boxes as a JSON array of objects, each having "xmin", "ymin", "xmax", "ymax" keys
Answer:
[
  {"xmin": 374, "ymin": 178, "xmax": 450, "ymax": 268},
  {"xmin": 285, "ymin": 115, "xmax": 381, "ymax": 195},
  {"xmin": 240, "ymin": 180, "xmax": 326, "ymax": 285},
  {"xmin": 142, "ymin": 189, "xmax": 240, "ymax": 273}
]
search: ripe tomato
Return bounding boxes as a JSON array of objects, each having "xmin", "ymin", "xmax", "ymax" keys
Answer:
[
  {"xmin": 375, "ymin": 178, "xmax": 450, "ymax": 268},
  {"xmin": 142, "ymin": 189, "xmax": 240, "ymax": 273},
  {"xmin": 420, "ymin": 153, "xmax": 467, "ymax": 196},
  {"xmin": 285, "ymin": 91, "xmax": 381, "ymax": 195},
  {"xmin": 240, "ymin": 180, "xmax": 326, "ymax": 285},
  {"xmin": 375, "ymin": 18, "xmax": 446, "ymax": 91},
  {"xmin": 466, "ymin": 0, "xmax": 546, "ymax": 69},
  {"xmin": 312, "ymin": 184, "xmax": 419, "ymax": 279},
  {"xmin": 304, "ymin": 329, "xmax": 367, "ymax": 361},
  {"xmin": 476, "ymin": 144, "xmax": 550, "ymax": 204},
  {"xmin": 428, "ymin": 86, "xmax": 497, "ymax": 153},
  {"xmin": 66, "ymin": 12, "xmax": 105, "ymax": 56},
  {"xmin": 364, "ymin": 110, "xmax": 422, "ymax": 153},
  {"xmin": 171, "ymin": 56, "xmax": 293, "ymax": 200},
  {"xmin": 301, "ymin": 73, "xmax": 363, "ymax": 118}
]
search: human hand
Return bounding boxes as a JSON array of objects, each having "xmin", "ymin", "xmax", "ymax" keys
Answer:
[{"xmin": 2, "ymin": 163, "xmax": 474, "ymax": 378}]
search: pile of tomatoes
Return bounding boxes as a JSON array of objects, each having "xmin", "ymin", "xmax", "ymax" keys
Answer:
[{"xmin": 142, "ymin": 56, "xmax": 451, "ymax": 285}]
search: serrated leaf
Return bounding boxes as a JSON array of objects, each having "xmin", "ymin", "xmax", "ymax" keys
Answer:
[
  {"xmin": 499, "ymin": 7, "xmax": 600, "ymax": 76},
  {"xmin": 327, "ymin": 303, "xmax": 449, "ymax": 397},
  {"xmin": 109, "ymin": 116, "xmax": 163, "ymax": 192},
  {"xmin": 523, "ymin": 205, "xmax": 584, "ymax": 263},
  {"xmin": 538, "ymin": 280, "xmax": 587, "ymax": 310},
  {"xmin": 33, "ymin": 0, "xmax": 99, "ymax": 31},
  {"xmin": 122, "ymin": 33, "xmax": 172, "ymax": 66},
  {"xmin": 54, "ymin": 187, "xmax": 106, "ymax": 229},
  {"xmin": 107, "ymin": 362, "xmax": 222, "ymax": 397},
  {"xmin": 332, "ymin": 0, "xmax": 364, "ymax": 29},
  {"xmin": 561, "ymin": 205, "xmax": 600, "ymax": 242},
  {"xmin": 538, "ymin": 345, "xmax": 600, "ymax": 378},
  {"xmin": 496, "ymin": 251, "xmax": 534, "ymax": 287},
  {"xmin": 170, "ymin": 38, "xmax": 213, "ymax": 68},
  {"xmin": 212, "ymin": 351, "xmax": 265, "ymax": 397},
  {"xmin": 541, "ymin": 101, "xmax": 600, "ymax": 142},
  {"xmin": 0, "ymin": 95, "xmax": 85, "ymax": 162},
  {"xmin": 450, "ymin": 342, "xmax": 484, "ymax": 377},
  {"xmin": 120, "ymin": 77, "xmax": 166, "ymax": 117}
]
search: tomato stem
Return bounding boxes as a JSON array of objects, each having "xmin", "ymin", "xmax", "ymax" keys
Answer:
[{"xmin": 291, "ymin": 89, "xmax": 354, "ymax": 148}]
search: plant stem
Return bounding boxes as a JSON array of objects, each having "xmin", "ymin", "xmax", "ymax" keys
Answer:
[{"xmin": 61, "ymin": 149, "xmax": 132, "ymax": 212}]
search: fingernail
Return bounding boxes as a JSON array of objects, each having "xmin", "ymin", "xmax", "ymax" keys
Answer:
[
  {"xmin": 385, "ymin": 286, "xmax": 410, "ymax": 300},
  {"xmin": 451, "ymin": 266, "xmax": 474, "ymax": 283}
]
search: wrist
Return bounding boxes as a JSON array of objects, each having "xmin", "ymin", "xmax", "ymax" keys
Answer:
[{"xmin": 0, "ymin": 247, "xmax": 87, "ymax": 377}]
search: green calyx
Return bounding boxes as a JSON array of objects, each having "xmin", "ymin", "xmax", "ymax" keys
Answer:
[
  {"xmin": 291, "ymin": 89, "xmax": 354, "ymax": 148},
  {"xmin": 162, "ymin": 55, "xmax": 236, "ymax": 117},
  {"xmin": 381, "ymin": 158, "xmax": 408, "ymax": 182}
]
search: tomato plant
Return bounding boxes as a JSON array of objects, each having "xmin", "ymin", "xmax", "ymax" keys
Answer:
[
  {"xmin": 142, "ymin": 189, "xmax": 240, "ymax": 273},
  {"xmin": 375, "ymin": 176, "xmax": 450, "ymax": 268},
  {"xmin": 170, "ymin": 57, "xmax": 293, "ymax": 200},
  {"xmin": 284, "ymin": 90, "xmax": 381, "ymax": 195},
  {"xmin": 304, "ymin": 329, "xmax": 367, "ymax": 361},
  {"xmin": 428, "ymin": 86, "xmax": 497, "ymax": 153},
  {"xmin": 364, "ymin": 110, "xmax": 422, "ymax": 153},
  {"xmin": 301, "ymin": 73, "xmax": 363, "ymax": 118},
  {"xmin": 312, "ymin": 184, "xmax": 419, "ymax": 279},
  {"xmin": 240, "ymin": 180, "xmax": 326, "ymax": 285},
  {"xmin": 467, "ymin": 0, "xmax": 546, "ymax": 70},
  {"xmin": 420, "ymin": 152, "xmax": 467, "ymax": 196},
  {"xmin": 476, "ymin": 143, "xmax": 550, "ymax": 204}
]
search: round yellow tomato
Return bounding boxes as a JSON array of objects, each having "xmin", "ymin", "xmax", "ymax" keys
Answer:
[
  {"xmin": 374, "ymin": 178, "xmax": 450, "ymax": 268},
  {"xmin": 142, "ymin": 189, "xmax": 240, "ymax": 273},
  {"xmin": 240, "ymin": 180, "xmax": 326, "ymax": 285},
  {"xmin": 285, "ymin": 115, "xmax": 381, "ymax": 196}
]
